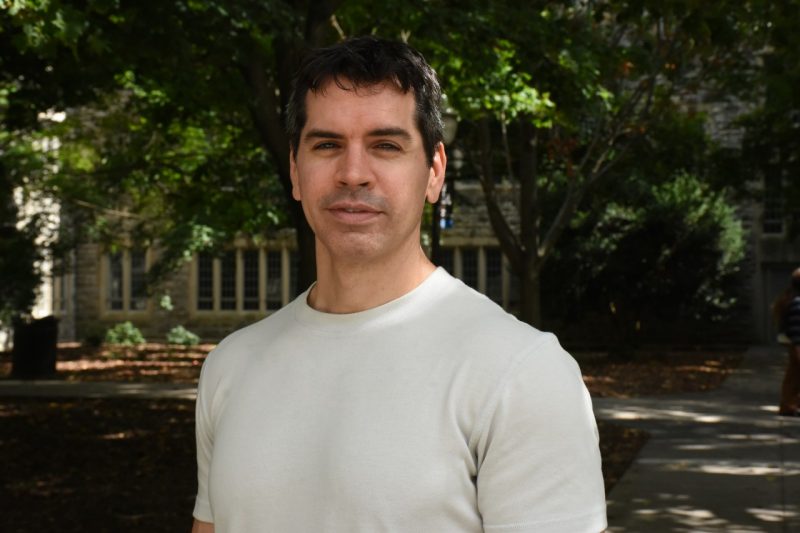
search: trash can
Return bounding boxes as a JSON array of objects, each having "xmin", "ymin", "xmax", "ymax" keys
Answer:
[{"xmin": 11, "ymin": 315, "xmax": 59, "ymax": 379}]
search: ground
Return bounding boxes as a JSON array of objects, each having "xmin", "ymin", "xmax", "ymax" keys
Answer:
[{"xmin": 0, "ymin": 343, "xmax": 741, "ymax": 532}]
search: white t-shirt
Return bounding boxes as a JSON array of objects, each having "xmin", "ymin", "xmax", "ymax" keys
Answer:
[{"xmin": 194, "ymin": 268, "xmax": 606, "ymax": 532}]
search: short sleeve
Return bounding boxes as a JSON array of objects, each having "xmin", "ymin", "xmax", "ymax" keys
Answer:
[
  {"xmin": 475, "ymin": 336, "xmax": 607, "ymax": 532},
  {"xmin": 193, "ymin": 362, "xmax": 215, "ymax": 523}
]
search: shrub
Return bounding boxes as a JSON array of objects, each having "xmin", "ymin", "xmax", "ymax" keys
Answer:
[
  {"xmin": 166, "ymin": 325, "xmax": 200, "ymax": 346},
  {"xmin": 544, "ymin": 172, "xmax": 746, "ymax": 350},
  {"xmin": 104, "ymin": 321, "xmax": 146, "ymax": 346}
]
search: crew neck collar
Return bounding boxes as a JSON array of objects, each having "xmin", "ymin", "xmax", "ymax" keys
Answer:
[{"xmin": 292, "ymin": 267, "xmax": 449, "ymax": 332}]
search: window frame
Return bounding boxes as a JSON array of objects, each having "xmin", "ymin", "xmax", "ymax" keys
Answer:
[
  {"xmin": 441, "ymin": 244, "xmax": 511, "ymax": 309},
  {"xmin": 762, "ymin": 169, "xmax": 785, "ymax": 236},
  {"xmin": 191, "ymin": 245, "xmax": 296, "ymax": 315},
  {"xmin": 100, "ymin": 248, "xmax": 152, "ymax": 316}
]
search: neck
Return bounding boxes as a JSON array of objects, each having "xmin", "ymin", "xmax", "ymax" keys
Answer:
[{"xmin": 309, "ymin": 245, "xmax": 436, "ymax": 314}]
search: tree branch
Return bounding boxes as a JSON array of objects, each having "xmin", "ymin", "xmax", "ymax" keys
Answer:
[
  {"xmin": 475, "ymin": 118, "xmax": 523, "ymax": 272},
  {"xmin": 538, "ymin": 185, "xmax": 583, "ymax": 262},
  {"xmin": 242, "ymin": 50, "xmax": 290, "ymax": 183},
  {"xmin": 519, "ymin": 120, "xmax": 539, "ymax": 258}
]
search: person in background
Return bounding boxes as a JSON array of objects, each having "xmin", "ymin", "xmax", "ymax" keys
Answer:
[{"xmin": 773, "ymin": 267, "xmax": 800, "ymax": 416}]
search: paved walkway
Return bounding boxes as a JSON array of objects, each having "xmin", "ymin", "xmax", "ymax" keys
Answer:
[
  {"xmin": 595, "ymin": 345, "xmax": 800, "ymax": 532},
  {"xmin": 2, "ymin": 346, "xmax": 798, "ymax": 531},
  {"xmin": 0, "ymin": 379, "xmax": 197, "ymax": 399}
]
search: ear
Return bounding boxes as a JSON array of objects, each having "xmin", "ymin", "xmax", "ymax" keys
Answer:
[
  {"xmin": 425, "ymin": 142, "xmax": 447, "ymax": 204},
  {"xmin": 290, "ymin": 150, "xmax": 302, "ymax": 201}
]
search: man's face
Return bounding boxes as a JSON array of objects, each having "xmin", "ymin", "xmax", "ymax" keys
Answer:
[{"xmin": 290, "ymin": 80, "xmax": 445, "ymax": 266}]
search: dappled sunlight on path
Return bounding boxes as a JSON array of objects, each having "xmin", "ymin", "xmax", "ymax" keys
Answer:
[
  {"xmin": 595, "ymin": 345, "xmax": 800, "ymax": 532},
  {"xmin": 0, "ymin": 380, "xmax": 197, "ymax": 399}
]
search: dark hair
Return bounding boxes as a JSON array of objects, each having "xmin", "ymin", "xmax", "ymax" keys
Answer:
[{"xmin": 286, "ymin": 36, "xmax": 443, "ymax": 164}]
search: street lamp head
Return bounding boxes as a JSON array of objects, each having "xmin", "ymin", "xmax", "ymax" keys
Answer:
[{"xmin": 441, "ymin": 95, "xmax": 459, "ymax": 145}]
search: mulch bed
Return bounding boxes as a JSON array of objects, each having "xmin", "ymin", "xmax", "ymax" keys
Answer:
[
  {"xmin": 580, "ymin": 349, "xmax": 743, "ymax": 398},
  {"xmin": 0, "ymin": 398, "xmax": 195, "ymax": 533},
  {"xmin": 0, "ymin": 344, "xmax": 742, "ymax": 531},
  {"xmin": 0, "ymin": 342, "xmax": 211, "ymax": 384}
]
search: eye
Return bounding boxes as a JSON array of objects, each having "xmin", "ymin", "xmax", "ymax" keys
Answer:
[
  {"xmin": 374, "ymin": 142, "xmax": 401, "ymax": 152},
  {"xmin": 313, "ymin": 141, "xmax": 339, "ymax": 151}
]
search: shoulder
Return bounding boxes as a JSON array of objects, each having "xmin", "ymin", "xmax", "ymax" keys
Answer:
[
  {"xmin": 199, "ymin": 297, "xmax": 300, "ymax": 386},
  {"xmin": 419, "ymin": 272, "xmax": 581, "ymax": 397},
  {"xmin": 429, "ymin": 272, "xmax": 555, "ymax": 359}
]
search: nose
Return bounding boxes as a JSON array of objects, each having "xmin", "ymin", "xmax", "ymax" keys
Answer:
[{"xmin": 336, "ymin": 145, "xmax": 374, "ymax": 188}]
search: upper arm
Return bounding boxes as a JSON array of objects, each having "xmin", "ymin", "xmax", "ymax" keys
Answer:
[
  {"xmin": 476, "ymin": 339, "xmax": 607, "ymax": 532},
  {"xmin": 192, "ymin": 519, "xmax": 214, "ymax": 533},
  {"xmin": 194, "ymin": 358, "xmax": 217, "ymax": 523}
]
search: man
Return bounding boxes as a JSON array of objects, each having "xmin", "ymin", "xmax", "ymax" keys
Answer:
[{"xmin": 192, "ymin": 36, "xmax": 606, "ymax": 532}]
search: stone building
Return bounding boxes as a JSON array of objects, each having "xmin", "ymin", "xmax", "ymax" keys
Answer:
[
  {"xmin": 697, "ymin": 97, "xmax": 800, "ymax": 342},
  {"xmin": 51, "ymin": 180, "xmax": 522, "ymax": 343},
  {"xmin": 46, "ymin": 165, "xmax": 798, "ymax": 345}
]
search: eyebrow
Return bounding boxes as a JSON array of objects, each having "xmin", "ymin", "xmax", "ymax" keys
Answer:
[
  {"xmin": 367, "ymin": 127, "xmax": 413, "ymax": 141},
  {"xmin": 302, "ymin": 127, "xmax": 413, "ymax": 143},
  {"xmin": 303, "ymin": 129, "xmax": 344, "ymax": 141}
]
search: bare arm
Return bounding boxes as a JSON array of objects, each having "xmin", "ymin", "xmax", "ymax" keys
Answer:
[{"xmin": 192, "ymin": 519, "xmax": 214, "ymax": 533}]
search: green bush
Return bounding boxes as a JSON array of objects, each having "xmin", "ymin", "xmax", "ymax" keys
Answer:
[
  {"xmin": 104, "ymin": 321, "xmax": 146, "ymax": 346},
  {"xmin": 166, "ymin": 325, "xmax": 200, "ymax": 346},
  {"xmin": 544, "ymin": 172, "xmax": 746, "ymax": 349}
]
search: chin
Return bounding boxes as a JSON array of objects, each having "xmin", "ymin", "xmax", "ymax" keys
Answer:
[{"xmin": 321, "ymin": 234, "xmax": 385, "ymax": 261}]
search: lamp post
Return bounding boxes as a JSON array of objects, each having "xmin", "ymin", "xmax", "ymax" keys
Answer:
[{"xmin": 432, "ymin": 103, "xmax": 458, "ymax": 265}]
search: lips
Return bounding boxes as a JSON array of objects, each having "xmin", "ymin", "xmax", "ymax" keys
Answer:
[{"xmin": 327, "ymin": 201, "xmax": 382, "ymax": 224}]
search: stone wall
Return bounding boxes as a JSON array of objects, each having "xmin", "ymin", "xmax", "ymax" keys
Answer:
[
  {"xmin": 73, "ymin": 243, "xmax": 101, "ymax": 342},
  {"xmin": 442, "ymin": 180, "xmax": 519, "ymax": 245}
]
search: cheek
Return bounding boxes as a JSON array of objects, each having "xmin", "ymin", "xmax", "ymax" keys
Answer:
[
  {"xmin": 395, "ymin": 187, "xmax": 429, "ymax": 219},
  {"xmin": 293, "ymin": 163, "xmax": 325, "ymax": 202}
]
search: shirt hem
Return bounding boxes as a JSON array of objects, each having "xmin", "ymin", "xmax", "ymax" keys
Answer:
[
  {"xmin": 193, "ymin": 498, "xmax": 213, "ymax": 523},
  {"xmin": 483, "ymin": 510, "xmax": 607, "ymax": 532}
]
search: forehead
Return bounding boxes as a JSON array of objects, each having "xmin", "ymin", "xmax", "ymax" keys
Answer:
[{"xmin": 303, "ymin": 80, "xmax": 418, "ymax": 132}]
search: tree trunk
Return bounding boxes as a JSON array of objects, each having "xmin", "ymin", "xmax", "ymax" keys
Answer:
[
  {"xmin": 518, "ymin": 265, "xmax": 542, "ymax": 327},
  {"xmin": 248, "ymin": 4, "xmax": 342, "ymax": 291}
]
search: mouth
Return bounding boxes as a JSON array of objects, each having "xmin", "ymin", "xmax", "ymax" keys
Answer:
[{"xmin": 327, "ymin": 202, "xmax": 382, "ymax": 223}]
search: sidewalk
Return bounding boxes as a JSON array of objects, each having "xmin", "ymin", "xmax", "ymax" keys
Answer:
[
  {"xmin": 595, "ymin": 345, "xmax": 800, "ymax": 532},
  {"xmin": 0, "ymin": 379, "xmax": 197, "ymax": 400}
]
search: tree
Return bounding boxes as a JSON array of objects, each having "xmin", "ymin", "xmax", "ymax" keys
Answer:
[
  {"xmin": 3, "ymin": 0, "xmax": 769, "ymax": 327},
  {"xmin": 548, "ymin": 172, "xmax": 745, "ymax": 349},
  {"xmin": 0, "ymin": 30, "xmax": 63, "ymax": 324},
  {"xmin": 537, "ymin": 104, "xmax": 747, "ymax": 346},
  {"xmin": 2, "ymin": 0, "xmax": 347, "ymax": 289},
  {"xmin": 0, "ymin": 169, "xmax": 42, "ymax": 324},
  {"xmin": 1, "ymin": 0, "xmax": 114, "ymax": 322},
  {"xmin": 334, "ymin": 0, "xmax": 762, "ymax": 326},
  {"xmin": 454, "ymin": 2, "xmax": 759, "ymax": 326}
]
